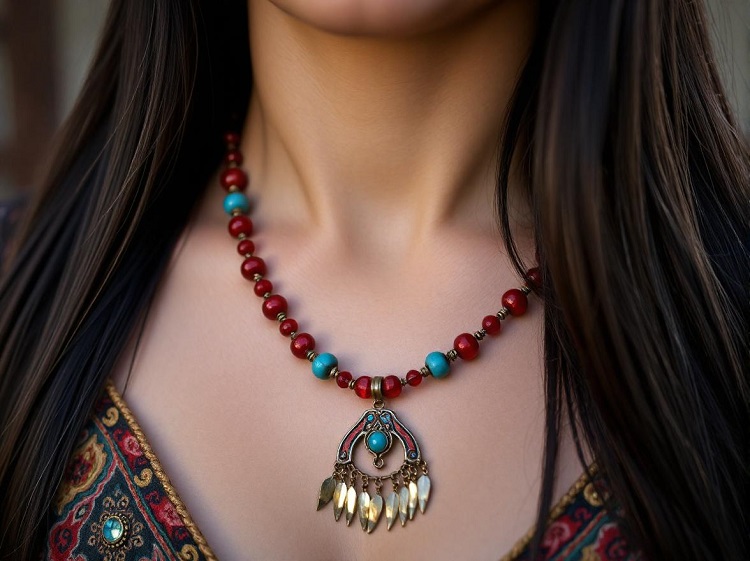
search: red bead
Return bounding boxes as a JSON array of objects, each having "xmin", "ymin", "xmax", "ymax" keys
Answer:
[
  {"xmin": 336, "ymin": 371, "xmax": 353, "ymax": 388},
  {"xmin": 224, "ymin": 131, "xmax": 240, "ymax": 146},
  {"xmin": 502, "ymin": 288, "xmax": 528, "ymax": 316},
  {"xmin": 241, "ymin": 257, "xmax": 266, "ymax": 279},
  {"xmin": 220, "ymin": 168, "xmax": 248, "ymax": 191},
  {"xmin": 291, "ymin": 333, "xmax": 315, "ymax": 358},
  {"xmin": 225, "ymin": 149, "xmax": 243, "ymax": 165},
  {"xmin": 406, "ymin": 369, "xmax": 422, "ymax": 387},
  {"xmin": 382, "ymin": 375, "xmax": 402, "ymax": 398},
  {"xmin": 254, "ymin": 279, "xmax": 273, "ymax": 297},
  {"xmin": 354, "ymin": 376, "xmax": 372, "ymax": 399},
  {"xmin": 454, "ymin": 333, "xmax": 480, "ymax": 361},
  {"xmin": 482, "ymin": 315, "xmax": 502, "ymax": 336},
  {"xmin": 228, "ymin": 215, "xmax": 253, "ymax": 238},
  {"xmin": 262, "ymin": 294, "xmax": 287, "ymax": 319},
  {"xmin": 237, "ymin": 239, "xmax": 255, "ymax": 256},
  {"xmin": 526, "ymin": 267, "xmax": 542, "ymax": 290},
  {"xmin": 279, "ymin": 318, "xmax": 298, "ymax": 336}
]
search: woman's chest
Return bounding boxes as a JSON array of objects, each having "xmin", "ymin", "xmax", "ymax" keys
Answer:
[
  {"xmin": 102, "ymin": 303, "xmax": 586, "ymax": 559},
  {"xmin": 94, "ymin": 222, "xmax": 584, "ymax": 560}
]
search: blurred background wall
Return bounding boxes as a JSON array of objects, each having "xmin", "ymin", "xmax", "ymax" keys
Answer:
[{"xmin": 0, "ymin": 0, "xmax": 747, "ymax": 200}]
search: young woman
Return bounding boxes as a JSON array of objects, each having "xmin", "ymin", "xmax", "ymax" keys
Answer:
[{"xmin": 0, "ymin": 1, "xmax": 747, "ymax": 559}]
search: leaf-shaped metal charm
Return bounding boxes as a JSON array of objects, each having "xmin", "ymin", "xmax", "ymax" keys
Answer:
[
  {"xmin": 317, "ymin": 477, "xmax": 336, "ymax": 511},
  {"xmin": 366, "ymin": 494, "xmax": 383, "ymax": 534},
  {"xmin": 345, "ymin": 485, "xmax": 357, "ymax": 526},
  {"xmin": 408, "ymin": 480, "xmax": 418, "ymax": 520},
  {"xmin": 384, "ymin": 491, "xmax": 399, "ymax": 530},
  {"xmin": 417, "ymin": 474, "xmax": 431, "ymax": 514},
  {"xmin": 333, "ymin": 481, "xmax": 347, "ymax": 521},
  {"xmin": 358, "ymin": 491, "xmax": 371, "ymax": 531},
  {"xmin": 398, "ymin": 486, "xmax": 410, "ymax": 526}
]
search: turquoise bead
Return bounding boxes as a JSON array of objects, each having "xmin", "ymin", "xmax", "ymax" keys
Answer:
[
  {"xmin": 102, "ymin": 516, "xmax": 125, "ymax": 544},
  {"xmin": 312, "ymin": 353, "xmax": 338, "ymax": 379},
  {"xmin": 367, "ymin": 431, "xmax": 388, "ymax": 453},
  {"xmin": 425, "ymin": 351, "xmax": 450, "ymax": 378},
  {"xmin": 223, "ymin": 192, "xmax": 249, "ymax": 215}
]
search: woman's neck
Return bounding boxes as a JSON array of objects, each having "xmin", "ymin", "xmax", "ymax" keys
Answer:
[{"xmin": 242, "ymin": 0, "xmax": 537, "ymax": 244}]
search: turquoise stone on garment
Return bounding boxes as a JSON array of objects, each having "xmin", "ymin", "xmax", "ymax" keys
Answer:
[
  {"xmin": 425, "ymin": 351, "xmax": 450, "ymax": 378},
  {"xmin": 223, "ymin": 192, "xmax": 249, "ymax": 215},
  {"xmin": 102, "ymin": 516, "xmax": 125, "ymax": 544},
  {"xmin": 312, "ymin": 353, "xmax": 338, "ymax": 379},
  {"xmin": 367, "ymin": 431, "xmax": 388, "ymax": 453}
]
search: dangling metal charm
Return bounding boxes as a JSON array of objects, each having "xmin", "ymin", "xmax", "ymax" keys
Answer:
[{"xmin": 316, "ymin": 388, "xmax": 431, "ymax": 533}]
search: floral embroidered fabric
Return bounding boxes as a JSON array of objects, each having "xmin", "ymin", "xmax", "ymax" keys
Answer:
[{"xmin": 45, "ymin": 381, "xmax": 642, "ymax": 560}]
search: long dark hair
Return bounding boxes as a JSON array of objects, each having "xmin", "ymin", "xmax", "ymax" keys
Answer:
[{"xmin": 1, "ymin": 0, "xmax": 748, "ymax": 559}]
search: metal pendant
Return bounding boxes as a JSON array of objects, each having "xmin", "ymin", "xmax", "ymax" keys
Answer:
[{"xmin": 316, "ymin": 402, "xmax": 431, "ymax": 533}]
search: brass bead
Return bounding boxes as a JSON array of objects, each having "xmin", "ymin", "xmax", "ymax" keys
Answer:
[
  {"xmin": 237, "ymin": 232, "xmax": 246, "ymax": 240},
  {"xmin": 329, "ymin": 366, "xmax": 339, "ymax": 379},
  {"xmin": 231, "ymin": 208, "xmax": 243, "ymax": 217},
  {"xmin": 400, "ymin": 378, "xmax": 408, "ymax": 386},
  {"xmin": 371, "ymin": 376, "xmax": 383, "ymax": 401},
  {"xmin": 348, "ymin": 380, "xmax": 356, "ymax": 390},
  {"xmin": 473, "ymin": 329, "xmax": 486, "ymax": 341},
  {"xmin": 277, "ymin": 312, "xmax": 287, "ymax": 322},
  {"xmin": 289, "ymin": 331, "xmax": 297, "ymax": 339},
  {"xmin": 497, "ymin": 307, "xmax": 509, "ymax": 320},
  {"xmin": 229, "ymin": 185, "xmax": 239, "ymax": 193},
  {"xmin": 420, "ymin": 366, "xmax": 431, "ymax": 378},
  {"xmin": 306, "ymin": 351, "xmax": 318, "ymax": 362},
  {"xmin": 446, "ymin": 349, "xmax": 458, "ymax": 362},
  {"xmin": 253, "ymin": 273, "xmax": 263, "ymax": 282},
  {"xmin": 520, "ymin": 285, "xmax": 532, "ymax": 295}
]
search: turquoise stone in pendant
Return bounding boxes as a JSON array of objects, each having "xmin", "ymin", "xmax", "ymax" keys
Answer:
[
  {"xmin": 366, "ymin": 431, "xmax": 388, "ymax": 453},
  {"xmin": 102, "ymin": 516, "xmax": 125, "ymax": 544}
]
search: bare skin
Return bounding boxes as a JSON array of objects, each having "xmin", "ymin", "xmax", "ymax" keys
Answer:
[{"xmin": 111, "ymin": 1, "xmax": 591, "ymax": 559}]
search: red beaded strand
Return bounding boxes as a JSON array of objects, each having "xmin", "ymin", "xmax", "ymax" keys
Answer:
[{"xmin": 220, "ymin": 132, "xmax": 538, "ymax": 400}]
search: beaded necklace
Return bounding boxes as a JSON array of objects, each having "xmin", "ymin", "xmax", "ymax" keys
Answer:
[{"xmin": 218, "ymin": 131, "xmax": 540, "ymax": 533}]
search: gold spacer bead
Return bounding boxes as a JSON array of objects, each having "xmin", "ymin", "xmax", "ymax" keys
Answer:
[
  {"xmin": 473, "ymin": 329, "xmax": 486, "ymax": 341},
  {"xmin": 371, "ymin": 376, "xmax": 383, "ymax": 401},
  {"xmin": 289, "ymin": 331, "xmax": 297, "ymax": 339},
  {"xmin": 228, "ymin": 185, "xmax": 239, "ymax": 192},
  {"xmin": 446, "ymin": 349, "xmax": 459, "ymax": 362},
  {"xmin": 400, "ymin": 378, "xmax": 408, "ymax": 386},
  {"xmin": 306, "ymin": 350, "xmax": 318, "ymax": 362},
  {"xmin": 276, "ymin": 312, "xmax": 286, "ymax": 321},
  {"xmin": 520, "ymin": 285, "xmax": 532, "ymax": 295},
  {"xmin": 237, "ymin": 232, "xmax": 246, "ymax": 240},
  {"xmin": 253, "ymin": 273, "xmax": 263, "ymax": 282},
  {"xmin": 420, "ymin": 366, "xmax": 431, "ymax": 378},
  {"xmin": 348, "ymin": 380, "xmax": 356, "ymax": 390},
  {"xmin": 329, "ymin": 366, "xmax": 339, "ymax": 379},
  {"xmin": 263, "ymin": 293, "xmax": 271, "ymax": 299},
  {"xmin": 497, "ymin": 307, "xmax": 509, "ymax": 320},
  {"xmin": 231, "ymin": 208, "xmax": 244, "ymax": 217}
]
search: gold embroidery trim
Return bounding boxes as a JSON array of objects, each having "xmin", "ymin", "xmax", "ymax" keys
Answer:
[
  {"xmin": 105, "ymin": 380, "xmax": 218, "ymax": 561},
  {"xmin": 499, "ymin": 462, "xmax": 600, "ymax": 561}
]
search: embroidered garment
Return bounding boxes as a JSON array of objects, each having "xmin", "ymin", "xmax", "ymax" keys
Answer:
[{"xmin": 46, "ymin": 382, "xmax": 641, "ymax": 561}]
